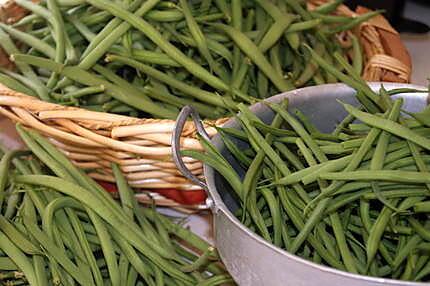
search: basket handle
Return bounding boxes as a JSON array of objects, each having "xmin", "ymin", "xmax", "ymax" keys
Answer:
[{"xmin": 172, "ymin": 106, "xmax": 209, "ymax": 191}]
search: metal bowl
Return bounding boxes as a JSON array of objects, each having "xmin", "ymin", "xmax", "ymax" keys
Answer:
[{"xmin": 172, "ymin": 83, "xmax": 429, "ymax": 286}]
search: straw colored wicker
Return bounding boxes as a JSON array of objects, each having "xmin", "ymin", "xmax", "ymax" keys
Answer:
[
  {"xmin": 0, "ymin": 0, "xmax": 412, "ymax": 201},
  {"xmin": 0, "ymin": 84, "xmax": 227, "ymax": 191}
]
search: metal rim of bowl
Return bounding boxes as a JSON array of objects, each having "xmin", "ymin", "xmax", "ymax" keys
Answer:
[{"xmin": 204, "ymin": 82, "xmax": 430, "ymax": 286}]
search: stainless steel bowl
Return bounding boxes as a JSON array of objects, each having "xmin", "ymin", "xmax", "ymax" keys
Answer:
[{"xmin": 172, "ymin": 83, "xmax": 429, "ymax": 286}]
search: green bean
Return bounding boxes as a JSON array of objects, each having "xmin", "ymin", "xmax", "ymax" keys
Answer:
[
  {"xmin": 196, "ymin": 274, "xmax": 234, "ymax": 286},
  {"xmin": 0, "ymin": 27, "xmax": 49, "ymax": 101},
  {"xmin": 0, "ymin": 151, "xmax": 26, "ymax": 208},
  {"xmin": 176, "ymin": 13, "xmax": 226, "ymax": 29},
  {"xmin": 351, "ymin": 35, "xmax": 362, "ymax": 75},
  {"xmin": 180, "ymin": 246, "xmax": 215, "ymax": 272},
  {"xmin": 296, "ymin": 137, "xmax": 317, "ymax": 166},
  {"xmin": 392, "ymin": 234, "xmax": 423, "ymax": 270},
  {"xmin": 0, "ymin": 67, "xmax": 48, "ymax": 95},
  {"xmin": 214, "ymin": 0, "xmax": 231, "ymax": 22},
  {"xmin": 179, "ymin": 0, "xmax": 221, "ymax": 79},
  {"xmin": 313, "ymin": 0, "xmax": 343, "ymax": 14},
  {"xmin": 0, "ymin": 73, "xmax": 36, "ymax": 96},
  {"xmin": 87, "ymin": 209, "xmax": 120, "ymax": 286},
  {"xmin": 330, "ymin": 212, "xmax": 358, "ymax": 273},
  {"xmin": 45, "ymin": 0, "xmax": 66, "ymax": 88},
  {"xmin": 21, "ymin": 196, "xmax": 48, "ymax": 286},
  {"xmin": 295, "ymin": 43, "xmax": 325, "ymax": 87},
  {"xmin": 270, "ymin": 44, "xmax": 283, "ymax": 78},
  {"xmin": 286, "ymin": 19, "xmax": 322, "ymax": 33},
  {"xmin": 231, "ymin": 0, "xmax": 242, "ymax": 78},
  {"xmin": 23, "ymin": 215, "xmax": 93, "ymax": 285},
  {"xmin": 0, "ymin": 215, "xmax": 40, "ymax": 255},
  {"xmin": 398, "ymin": 196, "xmax": 426, "ymax": 213},
  {"xmin": 146, "ymin": 10, "xmax": 184, "ymax": 22},
  {"xmin": 0, "ymin": 257, "xmax": 18, "ymax": 270},
  {"xmin": 0, "ymin": 23, "xmax": 56, "ymax": 59},
  {"xmin": 310, "ymin": 12, "xmax": 351, "ymax": 23},
  {"xmin": 414, "ymin": 254, "xmax": 429, "ymax": 276},
  {"xmin": 79, "ymin": 0, "xmax": 144, "ymax": 60},
  {"xmin": 20, "ymin": 125, "xmax": 149, "ymax": 236},
  {"xmin": 279, "ymin": 188, "xmax": 343, "ymax": 268},
  {"xmin": 387, "ymin": 88, "xmax": 429, "ymax": 96},
  {"xmin": 324, "ymin": 186, "xmax": 369, "ymax": 212},
  {"xmin": 128, "ymin": 49, "xmax": 180, "ymax": 66},
  {"xmin": 199, "ymin": 0, "xmax": 212, "ymax": 14},
  {"xmin": 310, "ymin": 115, "xmax": 390, "ymax": 214},
  {"xmin": 320, "ymin": 170, "xmax": 430, "ymax": 184},
  {"xmin": 12, "ymin": 13, "xmax": 43, "ymax": 27},
  {"xmin": 328, "ymin": 10, "xmax": 383, "ymax": 34},
  {"xmin": 16, "ymin": 175, "xmax": 195, "ymax": 283},
  {"xmin": 414, "ymin": 201, "xmax": 430, "ymax": 213},
  {"xmin": 220, "ymin": 127, "xmax": 248, "ymax": 141},
  {"xmin": 106, "ymin": 54, "xmax": 227, "ymax": 107},
  {"xmin": 86, "ymin": 0, "xmax": 228, "ymax": 91},
  {"xmin": 333, "ymin": 113, "xmax": 356, "ymax": 136},
  {"xmin": 415, "ymin": 258, "xmax": 430, "ymax": 280},
  {"xmin": 230, "ymin": 20, "xmax": 269, "ymax": 89},
  {"xmin": 127, "ymin": 267, "xmax": 138, "ymax": 286},
  {"xmin": 166, "ymin": 27, "xmax": 233, "ymax": 66},
  {"xmin": 261, "ymin": 188, "xmax": 282, "ymax": 247},
  {"xmin": 211, "ymin": 23, "xmax": 293, "ymax": 91},
  {"xmin": 109, "ymin": 226, "xmax": 156, "ymax": 286},
  {"xmin": 111, "ymin": 164, "xmax": 143, "ymax": 285},
  {"xmin": 363, "ymin": 189, "xmax": 429, "ymax": 200},
  {"xmin": 259, "ymin": 17, "xmax": 295, "ymax": 53},
  {"xmin": 408, "ymin": 218, "xmax": 430, "ymax": 242},
  {"xmin": 60, "ymin": 85, "xmax": 105, "ymax": 100},
  {"xmin": 0, "ymin": 230, "xmax": 38, "ymax": 285},
  {"xmin": 12, "ymin": 54, "xmax": 178, "ymax": 118},
  {"xmin": 304, "ymin": 45, "xmax": 385, "ymax": 110},
  {"xmin": 312, "ymin": 71, "xmax": 325, "ymax": 85},
  {"xmin": 274, "ymin": 142, "xmax": 305, "ymax": 171},
  {"xmin": 276, "ymin": 156, "xmax": 350, "ymax": 186},
  {"xmin": 217, "ymin": 128, "xmax": 252, "ymax": 167},
  {"xmin": 118, "ymin": 254, "xmax": 130, "ymax": 285},
  {"xmin": 242, "ymin": 155, "xmax": 271, "ymax": 240},
  {"xmin": 369, "ymin": 99, "xmax": 402, "ymax": 211},
  {"xmin": 22, "ymin": 132, "xmax": 175, "ymax": 263},
  {"xmin": 14, "ymin": 0, "xmax": 50, "ymax": 18},
  {"xmin": 142, "ymin": 86, "xmax": 224, "ymax": 119},
  {"xmin": 407, "ymin": 141, "xmax": 430, "ymax": 191},
  {"xmin": 238, "ymin": 103, "xmax": 310, "ymax": 204},
  {"xmin": 367, "ymin": 199, "xmax": 400, "ymax": 266},
  {"xmin": 268, "ymin": 102, "xmax": 328, "ymax": 163},
  {"xmin": 289, "ymin": 198, "xmax": 330, "ymax": 253}
]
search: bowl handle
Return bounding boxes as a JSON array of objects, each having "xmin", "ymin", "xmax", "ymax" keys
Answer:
[{"xmin": 172, "ymin": 106, "xmax": 209, "ymax": 191}]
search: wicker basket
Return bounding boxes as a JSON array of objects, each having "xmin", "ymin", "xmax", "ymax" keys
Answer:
[
  {"xmin": 0, "ymin": 0, "xmax": 412, "ymax": 208},
  {"xmin": 0, "ymin": 84, "xmax": 227, "ymax": 187},
  {"xmin": 307, "ymin": 1, "xmax": 412, "ymax": 83}
]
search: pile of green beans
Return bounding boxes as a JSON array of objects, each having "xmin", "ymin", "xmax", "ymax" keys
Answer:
[
  {"xmin": 0, "ymin": 0, "xmax": 379, "ymax": 119},
  {"xmin": 185, "ymin": 47, "xmax": 430, "ymax": 281},
  {"xmin": 0, "ymin": 125, "xmax": 233, "ymax": 285}
]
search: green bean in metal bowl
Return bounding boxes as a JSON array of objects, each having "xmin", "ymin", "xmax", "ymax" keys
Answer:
[
  {"xmin": 176, "ymin": 48, "xmax": 430, "ymax": 283},
  {"xmin": 0, "ymin": 125, "xmax": 233, "ymax": 285},
  {"xmin": 0, "ymin": 0, "xmax": 380, "ymax": 119}
]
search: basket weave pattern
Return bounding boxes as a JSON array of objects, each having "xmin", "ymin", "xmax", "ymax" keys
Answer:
[{"xmin": 0, "ymin": 84, "xmax": 227, "ymax": 190}]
